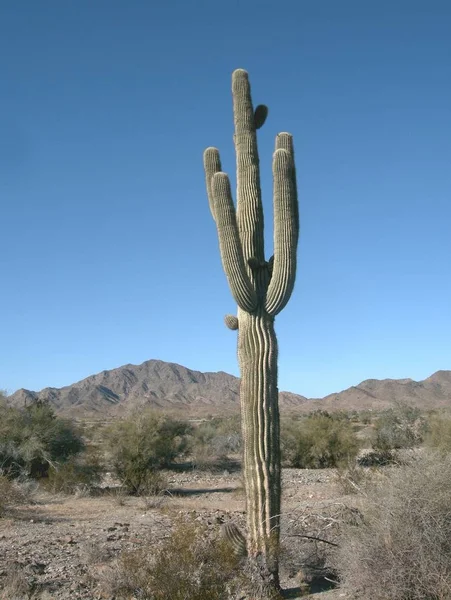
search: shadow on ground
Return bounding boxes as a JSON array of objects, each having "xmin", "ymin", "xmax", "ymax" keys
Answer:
[{"xmin": 165, "ymin": 486, "xmax": 237, "ymax": 497}]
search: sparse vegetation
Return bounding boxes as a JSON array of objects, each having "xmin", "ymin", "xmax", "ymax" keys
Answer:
[
  {"xmin": 281, "ymin": 412, "xmax": 360, "ymax": 468},
  {"xmin": 98, "ymin": 518, "xmax": 241, "ymax": 600},
  {"xmin": 338, "ymin": 451, "xmax": 451, "ymax": 599}
]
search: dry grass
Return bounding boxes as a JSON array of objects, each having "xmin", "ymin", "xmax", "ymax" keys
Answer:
[
  {"xmin": 338, "ymin": 450, "xmax": 451, "ymax": 599},
  {"xmin": 0, "ymin": 564, "xmax": 33, "ymax": 600},
  {"xmin": 141, "ymin": 492, "xmax": 167, "ymax": 511},
  {"xmin": 0, "ymin": 474, "xmax": 31, "ymax": 516},
  {"xmin": 424, "ymin": 414, "xmax": 451, "ymax": 453},
  {"xmin": 334, "ymin": 462, "xmax": 376, "ymax": 495}
]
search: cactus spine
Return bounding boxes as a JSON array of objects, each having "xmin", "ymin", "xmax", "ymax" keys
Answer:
[{"xmin": 203, "ymin": 69, "xmax": 298, "ymax": 587}]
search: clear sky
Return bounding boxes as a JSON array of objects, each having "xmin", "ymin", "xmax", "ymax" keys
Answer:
[{"xmin": 1, "ymin": 0, "xmax": 450, "ymax": 398}]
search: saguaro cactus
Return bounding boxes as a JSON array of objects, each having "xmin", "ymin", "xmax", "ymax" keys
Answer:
[{"xmin": 203, "ymin": 69, "xmax": 298, "ymax": 588}]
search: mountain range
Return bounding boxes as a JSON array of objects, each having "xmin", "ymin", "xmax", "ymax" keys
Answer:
[{"xmin": 7, "ymin": 359, "xmax": 451, "ymax": 418}]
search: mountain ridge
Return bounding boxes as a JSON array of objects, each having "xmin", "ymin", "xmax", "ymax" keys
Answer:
[{"xmin": 7, "ymin": 359, "xmax": 451, "ymax": 417}]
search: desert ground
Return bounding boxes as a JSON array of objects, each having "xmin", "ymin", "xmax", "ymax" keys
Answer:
[{"xmin": 0, "ymin": 465, "xmax": 348, "ymax": 599}]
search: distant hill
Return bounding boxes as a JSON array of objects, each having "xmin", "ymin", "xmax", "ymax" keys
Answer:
[
  {"xmin": 7, "ymin": 360, "xmax": 451, "ymax": 418},
  {"xmin": 8, "ymin": 359, "xmax": 307, "ymax": 418},
  {"xmin": 309, "ymin": 370, "xmax": 451, "ymax": 412}
]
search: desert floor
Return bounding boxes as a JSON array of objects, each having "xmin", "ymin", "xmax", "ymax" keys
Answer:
[{"xmin": 0, "ymin": 467, "xmax": 350, "ymax": 599}]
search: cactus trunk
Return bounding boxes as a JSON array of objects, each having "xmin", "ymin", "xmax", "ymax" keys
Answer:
[
  {"xmin": 239, "ymin": 307, "xmax": 281, "ymax": 581},
  {"xmin": 203, "ymin": 68, "xmax": 298, "ymax": 591}
]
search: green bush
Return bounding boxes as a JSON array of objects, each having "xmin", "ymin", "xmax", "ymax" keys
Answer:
[
  {"xmin": 0, "ymin": 399, "xmax": 84, "ymax": 479},
  {"xmin": 281, "ymin": 412, "xmax": 360, "ymax": 469},
  {"xmin": 338, "ymin": 451, "xmax": 451, "ymax": 600},
  {"xmin": 97, "ymin": 519, "xmax": 240, "ymax": 600},
  {"xmin": 104, "ymin": 410, "xmax": 191, "ymax": 494}
]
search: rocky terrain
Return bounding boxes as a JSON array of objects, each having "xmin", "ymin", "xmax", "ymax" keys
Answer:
[
  {"xmin": 0, "ymin": 468, "xmax": 345, "ymax": 599},
  {"xmin": 8, "ymin": 359, "xmax": 451, "ymax": 417}
]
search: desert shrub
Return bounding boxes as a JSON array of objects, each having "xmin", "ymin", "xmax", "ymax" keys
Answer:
[
  {"xmin": 338, "ymin": 451, "xmax": 451, "ymax": 599},
  {"xmin": 190, "ymin": 415, "xmax": 242, "ymax": 467},
  {"xmin": 104, "ymin": 410, "xmax": 191, "ymax": 494},
  {"xmin": 0, "ymin": 473, "xmax": 30, "ymax": 516},
  {"xmin": 334, "ymin": 462, "xmax": 376, "ymax": 495},
  {"xmin": 372, "ymin": 404, "xmax": 425, "ymax": 453},
  {"xmin": 0, "ymin": 399, "xmax": 84, "ymax": 479},
  {"xmin": 136, "ymin": 470, "xmax": 168, "ymax": 497},
  {"xmin": 98, "ymin": 518, "xmax": 240, "ymax": 599},
  {"xmin": 44, "ymin": 448, "xmax": 104, "ymax": 495},
  {"xmin": 424, "ymin": 414, "xmax": 451, "ymax": 454},
  {"xmin": 316, "ymin": 409, "xmax": 352, "ymax": 421},
  {"xmin": 281, "ymin": 413, "xmax": 360, "ymax": 468}
]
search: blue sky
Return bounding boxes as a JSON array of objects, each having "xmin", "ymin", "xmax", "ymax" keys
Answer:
[{"xmin": 1, "ymin": 0, "xmax": 450, "ymax": 398}]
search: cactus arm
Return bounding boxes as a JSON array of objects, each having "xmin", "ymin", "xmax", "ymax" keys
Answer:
[
  {"xmin": 265, "ymin": 144, "xmax": 298, "ymax": 316},
  {"xmin": 203, "ymin": 147, "xmax": 222, "ymax": 219},
  {"xmin": 211, "ymin": 172, "xmax": 258, "ymax": 312},
  {"xmin": 275, "ymin": 132, "xmax": 299, "ymax": 243},
  {"xmin": 232, "ymin": 69, "xmax": 265, "ymax": 264}
]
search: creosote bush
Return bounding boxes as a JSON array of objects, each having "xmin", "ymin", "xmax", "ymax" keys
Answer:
[
  {"xmin": 338, "ymin": 451, "xmax": 451, "ymax": 600},
  {"xmin": 98, "ymin": 518, "xmax": 241, "ymax": 600},
  {"xmin": 104, "ymin": 410, "xmax": 191, "ymax": 494},
  {"xmin": 281, "ymin": 412, "xmax": 360, "ymax": 468}
]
